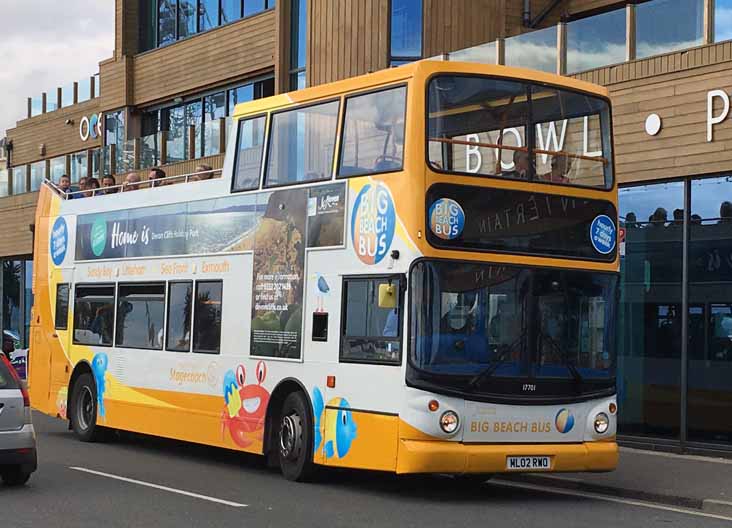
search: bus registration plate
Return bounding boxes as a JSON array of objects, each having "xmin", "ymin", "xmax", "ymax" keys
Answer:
[{"xmin": 506, "ymin": 456, "xmax": 551, "ymax": 471}]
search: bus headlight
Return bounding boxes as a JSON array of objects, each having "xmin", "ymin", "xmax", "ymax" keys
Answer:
[
  {"xmin": 594, "ymin": 413, "xmax": 610, "ymax": 434},
  {"xmin": 440, "ymin": 411, "xmax": 460, "ymax": 434}
]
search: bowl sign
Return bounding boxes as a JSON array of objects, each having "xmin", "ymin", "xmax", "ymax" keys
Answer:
[
  {"xmin": 351, "ymin": 183, "xmax": 395, "ymax": 265},
  {"xmin": 50, "ymin": 217, "xmax": 68, "ymax": 266},
  {"xmin": 429, "ymin": 198, "xmax": 465, "ymax": 240},
  {"xmin": 590, "ymin": 215, "xmax": 616, "ymax": 255}
]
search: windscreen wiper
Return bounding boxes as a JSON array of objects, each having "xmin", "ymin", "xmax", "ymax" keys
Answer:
[{"xmin": 468, "ymin": 333, "xmax": 525, "ymax": 389}]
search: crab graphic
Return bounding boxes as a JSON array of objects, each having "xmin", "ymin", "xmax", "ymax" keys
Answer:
[{"xmin": 221, "ymin": 361, "xmax": 270, "ymax": 448}]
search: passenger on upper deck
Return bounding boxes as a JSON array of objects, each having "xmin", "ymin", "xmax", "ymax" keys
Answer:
[
  {"xmin": 77, "ymin": 176, "xmax": 88, "ymax": 195},
  {"xmin": 123, "ymin": 172, "xmax": 141, "ymax": 192},
  {"xmin": 58, "ymin": 174, "xmax": 74, "ymax": 198},
  {"xmin": 502, "ymin": 150, "xmax": 529, "ymax": 180},
  {"xmin": 543, "ymin": 155, "xmax": 572, "ymax": 184},
  {"xmin": 192, "ymin": 164, "xmax": 214, "ymax": 182},
  {"xmin": 84, "ymin": 178, "xmax": 100, "ymax": 197},
  {"xmin": 148, "ymin": 168, "xmax": 166, "ymax": 188},
  {"xmin": 101, "ymin": 175, "xmax": 118, "ymax": 195}
]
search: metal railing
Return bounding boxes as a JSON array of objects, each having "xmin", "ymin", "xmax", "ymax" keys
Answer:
[{"xmin": 44, "ymin": 167, "xmax": 224, "ymax": 200}]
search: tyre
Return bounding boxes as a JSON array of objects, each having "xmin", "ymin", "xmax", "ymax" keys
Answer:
[
  {"xmin": 69, "ymin": 373, "xmax": 106, "ymax": 442},
  {"xmin": 1, "ymin": 466, "xmax": 32, "ymax": 486},
  {"xmin": 277, "ymin": 391, "xmax": 315, "ymax": 481}
]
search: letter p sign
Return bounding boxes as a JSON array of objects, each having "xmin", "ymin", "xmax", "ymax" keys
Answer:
[{"xmin": 708, "ymin": 89, "xmax": 730, "ymax": 142}]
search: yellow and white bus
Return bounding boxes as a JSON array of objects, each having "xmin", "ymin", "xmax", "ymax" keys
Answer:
[{"xmin": 29, "ymin": 60, "xmax": 619, "ymax": 481}]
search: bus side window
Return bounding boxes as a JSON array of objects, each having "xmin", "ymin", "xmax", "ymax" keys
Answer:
[
  {"xmin": 193, "ymin": 281, "xmax": 223, "ymax": 354},
  {"xmin": 340, "ymin": 276, "xmax": 402, "ymax": 365},
  {"xmin": 55, "ymin": 284, "xmax": 70, "ymax": 330},
  {"xmin": 73, "ymin": 285, "xmax": 115, "ymax": 347},
  {"xmin": 338, "ymin": 85, "xmax": 407, "ymax": 178}
]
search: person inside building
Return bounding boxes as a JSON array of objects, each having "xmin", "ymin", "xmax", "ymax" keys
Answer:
[
  {"xmin": 84, "ymin": 177, "xmax": 101, "ymax": 197},
  {"xmin": 192, "ymin": 164, "xmax": 214, "ymax": 181},
  {"xmin": 123, "ymin": 172, "xmax": 141, "ymax": 192},
  {"xmin": 148, "ymin": 167, "xmax": 166, "ymax": 188},
  {"xmin": 101, "ymin": 175, "xmax": 118, "ymax": 194}
]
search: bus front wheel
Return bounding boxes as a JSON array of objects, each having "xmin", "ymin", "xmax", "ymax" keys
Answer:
[
  {"xmin": 277, "ymin": 391, "xmax": 315, "ymax": 481},
  {"xmin": 69, "ymin": 373, "xmax": 106, "ymax": 442}
]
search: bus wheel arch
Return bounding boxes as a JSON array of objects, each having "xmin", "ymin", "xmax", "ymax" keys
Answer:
[
  {"xmin": 67, "ymin": 361, "xmax": 93, "ymax": 424},
  {"xmin": 263, "ymin": 378, "xmax": 316, "ymax": 480}
]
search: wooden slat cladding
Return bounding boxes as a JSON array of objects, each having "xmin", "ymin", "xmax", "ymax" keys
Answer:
[
  {"xmin": 309, "ymin": 0, "xmax": 389, "ymax": 86},
  {"xmin": 99, "ymin": 57, "xmax": 130, "ymax": 110},
  {"xmin": 6, "ymin": 100, "xmax": 102, "ymax": 166},
  {"xmin": 0, "ymin": 193, "xmax": 40, "ymax": 257},
  {"xmin": 132, "ymin": 10, "xmax": 276, "ymax": 107},
  {"xmin": 423, "ymin": 0, "xmax": 502, "ymax": 57},
  {"xmin": 571, "ymin": 41, "xmax": 732, "ymax": 184}
]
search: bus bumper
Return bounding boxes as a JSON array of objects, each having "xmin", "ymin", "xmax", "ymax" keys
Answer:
[{"xmin": 396, "ymin": 439, "xmax": 618, "ymax": 474}]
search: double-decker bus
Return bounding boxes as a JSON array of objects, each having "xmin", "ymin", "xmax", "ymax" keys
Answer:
[{"xmin": 29, "ymin": 60, "xmax": 618, "ymax": 481}]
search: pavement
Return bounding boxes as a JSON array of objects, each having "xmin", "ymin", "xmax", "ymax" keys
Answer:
[
  {"xmin": 507, "ymin": 446, "xmax": 732, "ymax": 515},
  {"xmin": 2, "ymin": 412, "xmax": 732, "ymax": 527}
]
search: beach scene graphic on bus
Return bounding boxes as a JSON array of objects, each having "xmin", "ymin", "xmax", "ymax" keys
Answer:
[
  {"xmin": 221, "ymin": 362, "xmax": 270, "ymax": 448},
  {"xmin": 312, "ymin": 387, "xmax": 357, "ymax": 459},
  {"xmin": 351, "ymin": 183, "xmax": 396, "ymax": 265}
]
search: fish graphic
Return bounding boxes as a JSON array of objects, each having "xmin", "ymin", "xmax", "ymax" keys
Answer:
[
  {"xmin": 91, "ymin": 353, "xmax": 108, "ymax": 418},
  {"xmin": 312, "ymin": 387, "xmax": 325, "ymax": 453},
  {"xmin": 323, "ymin": 397, "xmax": 357, "ymax": 459}
]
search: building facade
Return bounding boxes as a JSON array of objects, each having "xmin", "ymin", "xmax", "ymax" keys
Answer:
[{"xmin": 3, "ymin": 0, "xmax": 732, "ymax": 453}]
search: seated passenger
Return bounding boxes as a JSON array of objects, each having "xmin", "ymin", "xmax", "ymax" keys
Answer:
[
  {"xmin": 101, "ymin": 175, "xmax": 118, "ymax": 194},
  {"xmin": 58, "ymin": 174, "xmax": 73, "ymax": 197},
  {"xmin": 541, "ymin": 154, "xmax": 572, "ymax": 184},
  {"xmin": 84, "ymin": 177, "xmax": 101, "ymax": 197},
  {"xmin": 502, "ymin": 150, "xmax": 529, "ymax": 179},
  {"xmin": 122, "ymin": 172, "xmax": 141, "ymax": 192},
  {"xmin": 191, "ymin": 164, "xmax": 214, "ymax": 182},
  {"xmin": 148, "ymin": 168, "xmax": 166, "ymax": 188}
]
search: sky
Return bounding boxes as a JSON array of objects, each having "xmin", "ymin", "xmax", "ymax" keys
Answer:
[{"xmin": 0, "ymin": 1, "xmax": 114, "ymax": 135}]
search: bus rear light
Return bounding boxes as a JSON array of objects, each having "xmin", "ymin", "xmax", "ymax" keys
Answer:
[
  {"xmin": 326, "ymin": 376, "xmax": 336, "ymax": 388},
  {"xmin": 428, "ymin": 400, "xmax": 439, "ymax": 412}
]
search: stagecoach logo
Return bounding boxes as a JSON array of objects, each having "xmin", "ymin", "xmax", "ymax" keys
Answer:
[
  {"xmin": 555, "ymin": 408, "xmax": 575, "ymax": 434},
  {"xmin": 90, "ymin": 218, "xmax": 107, "ymax": 257},
  {"xmin": 351, "ymin": 183, "xmax": 395, "ymax": 265},
  {"xmin": 589, "ymin": 214, "xmax": 616, "ymax": 255},
  {"xmin": 50, "ymin": 216, "xmax": 68, "ymax": 266},
  {"xmin": 429, "ymin": 198, "xmax": 465, "ymax": 240}
]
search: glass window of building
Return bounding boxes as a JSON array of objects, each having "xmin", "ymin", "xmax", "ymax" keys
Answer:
[
  {"xmin": 687, "ymin": 176, "xmax": 732, "ymax": 445},
  {"xmin": 2, "ymin": 260, "xmax": 22, "ymax": 347},
  {"xmin": 233, "ymin": 115, "xmax": 266, "ymax": 191},
  {"xmin": 265, "ymin": 100, "xmax": 339, "ymax": 187},
  {"xmin": 203, "ymin": 92, "xmax": 226, "ymax": 156},
  {"xmin": 105, "ymin": 110, "xmax": 125, "ymax": 148},
  {"xmin": 140, "ymin": 0, "xmax": 158, "ymax": 52},
  {"xmin": 49, "ymin": 156, "xmax": 66, "ymax": 183},
  {"xmin": 90, "ymin": 148, "xmax": 102, "ymax": 180},
  {"xmin": 12, "ymin": 166, "xmax": 27, "ymax": 194},
  {"xmin": 618, "ymin": 181, "xmax": 685, "ymax": 439},
  {"xmin": 178, "ymin": 0, "xmax": 197, "ymax": 39},
  {"xmin": 158, "ymin": 0, "xmax": 177, "ymax": 46},
  {"xmin": 0, "ymin": 169, "xmax": 9, "ymax": 198},
  {"xmin": 30, "ymin": 161, "xmax": 46, "ymax": 191},
  {"xmin": 717, "ymin": 0, "xmax": 732, "ymax": 42},
  {"xmin": 70, "ymin": 152, "xmax": 88, "ymax": 184},
  {"xmin": 636, "ymin": 0, "xmax": 704, "ymax": 59},
  {"xmin": 244, "ymin": 0, "xmax": 266, "ymax": 17},
  {"xmin": 505, "ymin": 25, "xmax": 558, "ymax": 73},
  {"xmin": 187, "ymin": 100, "xmax": 203, "ymax": 159},
  {"xmin": 339, "ymin": 86, "xmax": 407, "ymax": 177},
  {"xmin": 221, "ymin": 0, "xmax": 242, "ymax": 23},
  {"xmin": 116, "ymin": 283, "xmax": 166, "ymax": 350},
  {"xmin": 73, "ymin": 285, "xmax": 115, "ymax": 346},
  {"xmin": 163, "ymin": 105, "xmax": 187, "ymax": 163},
  {"xmin": 289, "ymin": 0, "xmax": 307, "ymax": 90},
  {"xmin": 390, "ymin": 0, "xmax": 423, "ymax": 65},
  {"xmin": 199, "ymin": 0, "xmax": 220, "ymax": 31},
  {"xmin": 229, "ymin": 83, "xmax": 254, "ymax": 115},
  {"xmin": 567, "ymin": 8, "xmax": 626, "ymax": 74}
]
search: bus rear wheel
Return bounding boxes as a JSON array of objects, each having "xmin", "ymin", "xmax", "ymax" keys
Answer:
[
  {"xmin": 69, "ymin": 373, "xmax": 106, "ymax": 442},
  {"xmin": 278, "ymin": 391, "xmax": 315, "ymax": 482}
]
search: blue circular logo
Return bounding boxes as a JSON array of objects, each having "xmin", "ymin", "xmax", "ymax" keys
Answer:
[
  {"xmin": 351, "ymin": 183, "xmax": 396, "ymax": 265},
  {"xmin": 590, "ymin": 215, "xmax": 616, "ymax": 255},
  {"xmin": 429, "ymin": 198, "xmax": 465, "ymax": 240},
  {"xmin": 50, "ymin": 217, "xmax": 68, "ymax": 266}
]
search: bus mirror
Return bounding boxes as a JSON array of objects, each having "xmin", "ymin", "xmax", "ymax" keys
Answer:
[{"xmin": 378, "ymin": 283, "xmax": 397, "ymax": 309}]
